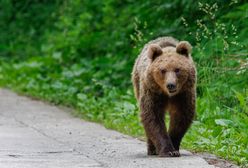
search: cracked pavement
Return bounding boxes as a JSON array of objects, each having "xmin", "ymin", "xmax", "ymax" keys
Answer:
[{"xmin": 0, "ymin": 89, "xmax": 215, "ymax": 168}]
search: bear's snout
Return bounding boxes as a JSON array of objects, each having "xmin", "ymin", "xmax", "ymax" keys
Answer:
[
  {"xmin": 166, "ymin": 83, "xmax": 176, "ymax": 91},
  {"xmin": 165, "ymin": 72, "xmax": 177, "ymax": 94}
]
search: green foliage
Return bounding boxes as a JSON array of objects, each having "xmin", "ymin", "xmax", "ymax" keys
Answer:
[
  {"xmin": 0, "ymin": 0, "xmax": 247, "ymax": 167},
  {"xmin": 0, "ymin": 0, "xmax": 61, "ymax": 57}
]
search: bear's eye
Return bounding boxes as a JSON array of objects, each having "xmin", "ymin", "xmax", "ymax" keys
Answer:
[
  {"xmin": 160, "ymin": 69, "xmax": 166, "ymax": 74},
  {"xmin": 175, "ymin": 68, "xmax": 180, "ymax": 74}
]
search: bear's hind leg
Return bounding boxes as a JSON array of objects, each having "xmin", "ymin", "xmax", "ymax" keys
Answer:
[
  {"xmin": 168, "ymin": 114, "xmax": 192, "ymax": 152},
  {"xmin": 168, "ymin": 92, "xmax": 195, "ymax": 151},
  {"xmin": 147, "ymin": 139, "xmax": 157, "ymax": 155}
]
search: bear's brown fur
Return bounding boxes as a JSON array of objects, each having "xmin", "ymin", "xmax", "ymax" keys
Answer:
[{"xmin": 132, "ymin": 37, "xmax": 196, "ymax": 157}]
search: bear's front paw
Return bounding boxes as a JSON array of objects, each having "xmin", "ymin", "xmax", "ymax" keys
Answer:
[
  {"xmin": 159, "ymin": 150, "xmax": 180, "ymax": 157},
  {"xmin": 171, "ymin": 150, "xmax": 180, "ymax": 157},
  {"xmin": 158, "ymin": 146, "xmax": 180, "ymax": 157}
]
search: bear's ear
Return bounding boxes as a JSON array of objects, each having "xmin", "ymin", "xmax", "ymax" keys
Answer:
[
  {"xmin": 176, "ymin": 41, "xmax": 192, "ymax": 57},
  {"xmin": 147, "ymin": 44, "xmax": 163, "ymax": 61}
]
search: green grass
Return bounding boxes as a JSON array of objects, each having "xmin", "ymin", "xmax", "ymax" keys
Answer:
[{"xmin": 0, "ymin": 0, "xmax": 248, "ymax": 167}]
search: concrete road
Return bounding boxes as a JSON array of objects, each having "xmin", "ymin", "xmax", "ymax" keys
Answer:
[{"xmin": 0, "ymin": 89, "xmax": 214, "ymax": 168}]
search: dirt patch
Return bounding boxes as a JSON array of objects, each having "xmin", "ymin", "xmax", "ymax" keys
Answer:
[{"xmin": 195, "ymin": 152, "xmax": 239, "ymax": 168}]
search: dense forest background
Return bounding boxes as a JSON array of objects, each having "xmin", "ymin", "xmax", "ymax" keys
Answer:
[{"xmin": 0, "ymin": 0, "xmax": 247, "ymax": 167}]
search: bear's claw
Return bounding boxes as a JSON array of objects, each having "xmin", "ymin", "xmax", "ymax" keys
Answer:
[{"xmin": 158, "ymin": 150, "xmax": 180, "ymax": 157}]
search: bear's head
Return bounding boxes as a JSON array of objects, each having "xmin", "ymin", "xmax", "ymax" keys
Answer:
[{"xmin": 147, "ymin": 41, "xmax": 194, "ymax": 96}]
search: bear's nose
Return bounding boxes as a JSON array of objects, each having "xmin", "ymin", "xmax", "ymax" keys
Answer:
[{"xmin": 167, "ymin": 83, "xmax": 176, "ymax": 90}]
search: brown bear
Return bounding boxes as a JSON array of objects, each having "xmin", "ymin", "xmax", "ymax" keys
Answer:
[{"xmin": 132, "ymin": 37, "xmax": 196, "ymax": 157}]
